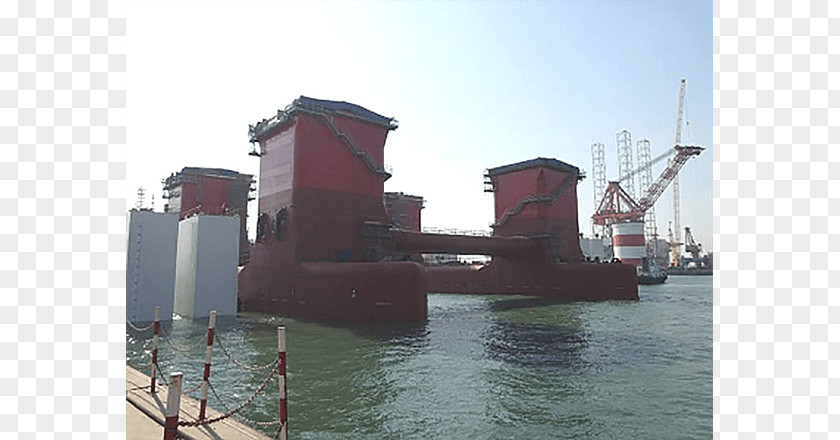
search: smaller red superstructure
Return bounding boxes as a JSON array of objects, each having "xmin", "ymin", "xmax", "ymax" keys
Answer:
[
  {"xmin": 418, "ymin": 158, "xmax": 638, "ymax": 300},
  {"xmin": 162, "ymin": 167, "xmax": 254, "ymax": 264},
  {"xmin": 384, "ymin": 192, "xmax": 424, "ymax": 232},
  {"xmin": 486, "ymin": 158, "xmax": 585, "ymax": 262}
]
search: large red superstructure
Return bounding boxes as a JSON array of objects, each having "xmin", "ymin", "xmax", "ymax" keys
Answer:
[
  {"xmin": 238, "ymin": 97, "xmax": 427, "ymax": 321},
  {"xmin": 238, "ymin": 97, "xmax": 637, "ymax": 322}
]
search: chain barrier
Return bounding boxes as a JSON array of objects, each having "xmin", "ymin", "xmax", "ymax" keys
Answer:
[
  {"xmin": 160, "ymin": 329, "xmax": 207, "ymax": 354},
  {"xmin": 127, "ymin": 313, "xmax": 286, "ymax": 436},
  {"xmin": 126, "ymin": 319, "xmax": 155, "ymax": 332},
  {"xmin": 208, "ymin": 379, "xmax": 283, "ymax": 428},
  {"xmin": 178, "ymin": 360, "xmax": 279, "ymax": 428},
  {"xmin": 214, "ymin": 334, "xmax": 280, "ymax": 372},
  {"xmin": 154, "ymin": 362, "xmax": 170, "ymax": 386}
]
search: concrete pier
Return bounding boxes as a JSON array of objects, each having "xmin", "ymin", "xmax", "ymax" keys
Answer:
[{"xmin": 126, "ymin": 365, "xmax": 274, "ymax": 440}]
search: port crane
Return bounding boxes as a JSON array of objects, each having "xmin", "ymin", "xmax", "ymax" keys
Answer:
[
  {"xmin": 683, "ymin": 226, "xmax": 702, "ymax": 259},
  {"xmin": 591, "ymin": 144, "xmax": 704, "ymax": 226},
  {"xmin": 591, "ymin": 79, "xmax": 692, "ymax": 267}
]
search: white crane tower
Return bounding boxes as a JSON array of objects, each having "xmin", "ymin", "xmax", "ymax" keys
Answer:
[
  {"xmin": 669, "ymin": 78, "xmax": 687, "ymax": 267},
  {"xmin": 591, "ymin": 142, "xmax": 606, "ymax": 236}
]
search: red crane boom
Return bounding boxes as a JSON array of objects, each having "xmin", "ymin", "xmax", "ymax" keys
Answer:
[{"xmin": 592, "ymin": 144, "xmax": 703, "ymax": 226}]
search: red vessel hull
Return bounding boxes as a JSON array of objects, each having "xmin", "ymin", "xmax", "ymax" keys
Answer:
[
  {"xmin": 425, "ymin": 260, "xmax": 638, "ymax": 300},
  {"xmin": 239, "ymin": 244, "xmax": 428, "ymax": 322}
]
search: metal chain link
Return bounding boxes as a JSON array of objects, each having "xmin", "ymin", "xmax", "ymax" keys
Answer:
[
  {"xmin": 214, "ymin": 334, "xmax": 280, "ymax": 372},
  {"xmin": 207, "ymin": 379, "xmax": 233, "ymax": 412},
  {"xmin": 154, "ymin": 362, "xmax": 170, "ymax": 386},
  {"xmin": 178, "ymin": 360, "xmax": 278, "ymax": 428},
  {"xmin": 160, "ymin": 329, "xmax": 207, "ymax": 354},
  {"xmin": 126, "ymin": 324, "xmax": 285, "ymax": 435},
  {"xmin": 208, "ymin": 379, "xmax": 283, "ymax": 428},
  {"xmin": 126, "ymin": 319, "xmax": 155, "ymax": 332}
]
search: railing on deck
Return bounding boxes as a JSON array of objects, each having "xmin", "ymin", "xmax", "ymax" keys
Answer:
[{"xmin": 127, "ymin": 308, "xmax": 288, "ymax": 439}]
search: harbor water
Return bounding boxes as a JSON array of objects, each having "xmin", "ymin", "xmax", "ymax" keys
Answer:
[{"xmin": 126, "ymin": 275, "xmax": 712, "ymax": 439}]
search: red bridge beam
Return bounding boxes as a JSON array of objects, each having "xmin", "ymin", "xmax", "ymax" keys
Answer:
[{"xmin": 393, "ymin": 230, "xmax": 541, "ymax": 258}]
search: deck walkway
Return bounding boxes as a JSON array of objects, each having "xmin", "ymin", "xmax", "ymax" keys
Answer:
[{"xmin": 126, "ymin": 365, "xmax": 275, "ymax": 440}]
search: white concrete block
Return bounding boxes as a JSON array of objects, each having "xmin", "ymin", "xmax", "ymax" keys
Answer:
[
  {"xmin": 126, "ymin": 210, "xmax": 179, "ymax": 323},
  {"xmin": 174, "ymin": 215, "xmax": 239, "ymax": 318}
]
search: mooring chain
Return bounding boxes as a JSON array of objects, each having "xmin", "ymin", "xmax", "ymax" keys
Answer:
[
  {"xmin": 160, "ymin": 329, "xmax": 207, "ymax": 354},
  {"xmin": 126, "ymin": 319, "xmax": 155, "ymax": 332},
  {"xmin": 214, "ymin": 334, "xmax": 280, "ymax": 372},
  {"xmin": 207, "ymin": 379, "xmax": 234, "ymax": 414},
  {"xmin": 208, "ymin": 379, "xmax": 283, "ymax": 429},
  {"xmin": 178, "ymin": 359, "xmax": 279, "ymax": 428}
]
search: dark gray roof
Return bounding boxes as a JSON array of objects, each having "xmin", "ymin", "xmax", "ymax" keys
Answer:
[
  {"xmin": 250, "ymin": 96, "xmax": 398, "ymax": 142},
  {"xmin": 163, "ymin": 167, "xmax": 253, "ymax": 190},
  {"xmin": 181, "ymin": 167, "xmax": 246, "ymax": 178},
  {"xmin": 487, "ymin": 157, "xmax": 580, "ymax": 176},
  {"xmin": 295, "ymin": 96, "xmax": 395, "ymax": 128}
]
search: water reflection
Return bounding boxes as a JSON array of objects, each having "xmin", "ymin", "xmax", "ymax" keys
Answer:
[
  {"xmin": 486, "ymin": 296, "xmax": 578, "ymax": 312},
  {"xmin": 482, "ymin": 320, "xmax": 590, "ymax": 371},
  {"xmin": 321, "ymin": 321, "xmax": 430, "ymax": 349}
]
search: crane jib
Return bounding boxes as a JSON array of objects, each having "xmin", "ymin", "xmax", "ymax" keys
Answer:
[{"xmin": 593, "ymin": 144, "xmax": 703, "ymax": 225}]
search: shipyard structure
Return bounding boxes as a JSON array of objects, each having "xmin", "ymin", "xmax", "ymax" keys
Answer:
[{"xmin": 237, "ymin": 97, "xmax": 637, "ymax": 322}]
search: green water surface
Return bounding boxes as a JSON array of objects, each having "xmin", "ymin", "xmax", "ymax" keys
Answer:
[{"xmin": 127, "ymin": 275, "xmax": 712, "ymax": 439}]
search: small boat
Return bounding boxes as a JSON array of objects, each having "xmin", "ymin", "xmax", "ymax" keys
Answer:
[
  {"xmin": 637, "ymin": 257, "xmax": 667, "ymax": 285},
  {"xmin": 638, "ymin": 270, "xmax": 668, "ymax": 285}
]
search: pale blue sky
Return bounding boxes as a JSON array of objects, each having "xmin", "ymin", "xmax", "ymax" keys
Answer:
[{"xmin": 128, "ymin": 0, "xmax": 713, "ymax": 250}]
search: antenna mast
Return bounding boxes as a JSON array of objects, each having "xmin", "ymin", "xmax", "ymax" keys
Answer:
[{"xmin": 135, "ymin": 187, "xmax": 146, "ymax": 210}]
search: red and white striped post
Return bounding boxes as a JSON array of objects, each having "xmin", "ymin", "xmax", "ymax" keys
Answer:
[
  {"xmin": 151, "ymin": 306, "xmax": 160, "ymax": 393},
  {"xmin": 163, "ymin": 371, "xmax": 183, "ymax": 440},
  {"xmin": 278, "ymin": 326, "xmax": 288, "ymax": 440},
  {"xmin": 198, "ymin": 310, "xmax": 217, "ymax": 420}
]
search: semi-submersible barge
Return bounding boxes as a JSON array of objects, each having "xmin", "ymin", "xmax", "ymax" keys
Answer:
[{"xmin": 238, "ymin": 97, "xmax": 637, "ymax": 322}]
